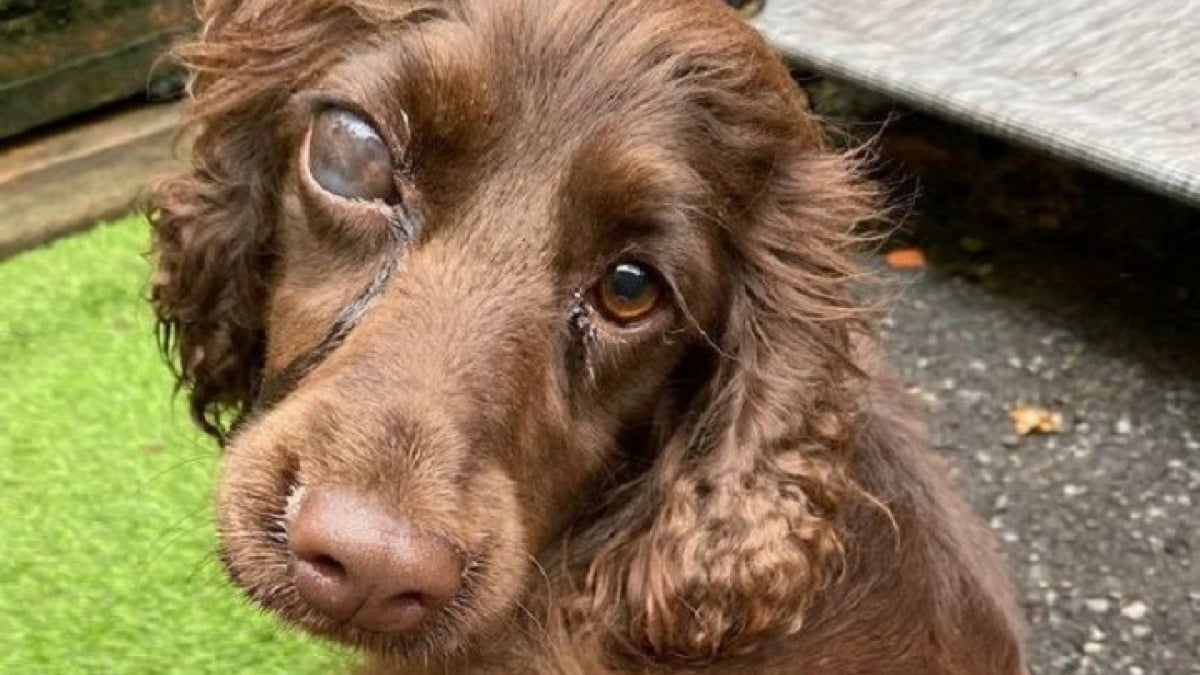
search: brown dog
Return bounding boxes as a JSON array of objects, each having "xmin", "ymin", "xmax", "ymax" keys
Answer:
[{"xmin": 149, "ymin": 0, "xmax": 1028, "ymax": 672}]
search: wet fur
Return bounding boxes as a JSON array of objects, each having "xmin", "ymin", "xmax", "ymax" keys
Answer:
[{"xmin": 149, "ymin": 0, "xmax": 1028, "ymax": 672}]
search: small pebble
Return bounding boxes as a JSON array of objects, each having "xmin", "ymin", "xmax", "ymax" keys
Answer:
[
  {"xmin": 1121, "ymin": 601, "xmax": 1148, "ymax": 620},
  {"xmin": 1085, "ymin": 598, "xmax": 1110, "ymax": 613},
  {"xmin": 1063, "ymin": 484, "xmax": 1088, "ymax": 498}
]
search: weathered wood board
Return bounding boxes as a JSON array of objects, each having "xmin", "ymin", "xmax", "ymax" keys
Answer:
[
  {"xmin": 0, "ymin": 101, "xmax": 183, "ymax": 258},
  {"xmin": 0, "ymin": 0, "xmax": 193, "ymax": 139}
]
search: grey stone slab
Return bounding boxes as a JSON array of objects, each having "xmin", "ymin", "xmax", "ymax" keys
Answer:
[{"xmin": 753, "ymin": 0, "xmax": 1200, "ymax": 206}]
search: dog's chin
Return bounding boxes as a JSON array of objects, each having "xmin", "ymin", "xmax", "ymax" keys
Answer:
[{"xmin": 279, "ymin": 597, "xmax": 476, "ymax": 663}]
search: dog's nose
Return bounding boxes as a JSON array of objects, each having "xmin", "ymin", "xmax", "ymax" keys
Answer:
[{"xmin": 288, "ymin": 485, "xmax": 463, "ymax": 633}]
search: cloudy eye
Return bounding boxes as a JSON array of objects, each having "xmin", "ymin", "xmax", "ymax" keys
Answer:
[
  {"xmin": 307, "ymin": 109, "xmax": 396, "ymax": 202},
  {"xmin": 596, "ymin": 262, "xmax": 663, "ymax": 324}
]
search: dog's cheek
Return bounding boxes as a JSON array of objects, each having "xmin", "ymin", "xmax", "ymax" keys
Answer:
[
  {"xmin": 214, "ymin": 399, "xmax": 317, "ymax": 570},
  {"xmin": 588, "ymin": 340, "xmax": 689, "ymax": 446},
  {"xmin": 215, "ymin": 433, "xmax": 294, "ymax": 592},
  {"xmin": 453, "ymin": 463, "xmax": 533, "ymax": 624}
]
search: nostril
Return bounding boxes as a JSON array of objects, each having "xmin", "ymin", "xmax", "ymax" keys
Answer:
[
  {"xmin": 385, "ymin": 591, "xmax": 426, "ymax": 613},
  {"xmin": 306, "ymin": 553, "xmax": 346, "ymax": 581},
  {"xmin": 355, "ymin": 590, "xmax": 436, "ymax": 633}
]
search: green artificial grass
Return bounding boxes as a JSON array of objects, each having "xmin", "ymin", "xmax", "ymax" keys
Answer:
[{"xmin": 0, "ymin": 217, "xmax": 352, "ymax": 674}]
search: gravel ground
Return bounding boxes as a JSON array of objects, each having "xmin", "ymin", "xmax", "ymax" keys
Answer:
[{"xmin": 804, "ymin": 78, "xmax": 1200, "ymax": 674}]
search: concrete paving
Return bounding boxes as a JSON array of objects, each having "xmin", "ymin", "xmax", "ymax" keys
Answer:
[{"xmin": 864, "ymin": 106, "xmax": 1199, "ymax": 674}]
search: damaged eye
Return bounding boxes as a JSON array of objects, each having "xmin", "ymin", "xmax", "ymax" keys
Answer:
[
  {"xmin": 596, "ymin": 262, "xmax": 663, "ymax": 324},
  {"xmin": 307, "ymin": 109, "xmax": 396, "ymax": 202}
]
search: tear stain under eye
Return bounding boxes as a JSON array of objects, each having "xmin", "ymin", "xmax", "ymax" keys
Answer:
[
  {"xmin": 567, "ymin": 289, "xmax": 598, "ymax": 384},
  {"xmin": 252, "ymin": 253, "xmax": 398, "ymax": 410},
  {"xmin": 229, "ymin": 215, "xmax": 418, "ymax": 437}
]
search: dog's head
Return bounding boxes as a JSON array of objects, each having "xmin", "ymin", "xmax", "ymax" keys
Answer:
[{"xmin": 151, "ymin": 0, "xmax": 876, "ymax": 665}]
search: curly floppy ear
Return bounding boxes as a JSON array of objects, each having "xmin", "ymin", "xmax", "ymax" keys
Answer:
[
  {"xmin": 585, "ymin": 143, "xmax": 880, "ymax": 663},
  {"xmin": 149, "ymin": 1, "xmax": 367, "ymax": 437}
]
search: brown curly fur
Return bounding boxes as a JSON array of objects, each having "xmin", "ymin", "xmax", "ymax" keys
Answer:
[{"xmin": 148, "ymin": 1, "xmax": 1029, "ymax": 673}]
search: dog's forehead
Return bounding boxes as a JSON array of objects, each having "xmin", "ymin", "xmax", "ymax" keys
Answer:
[{"xmin": 331, "ymin": 0, "xmax": 751, "ymax": 135}]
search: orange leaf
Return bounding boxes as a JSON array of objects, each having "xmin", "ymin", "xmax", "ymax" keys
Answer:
[
  {"xmin": 1009, "ymin": 404, "xmax": 1064, "ymax": 436},
  {"xmin": 885, "ymin": 248, "xmax": 926, "ymax": 270}
]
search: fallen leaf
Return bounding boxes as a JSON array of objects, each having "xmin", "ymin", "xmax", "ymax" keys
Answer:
[
  {"xmin": 1009, "ymin": 404, "xmax": 1064, "ymax": 436},
  {"xmin": 885, "ymin": 248, "xmax": 926, "ymax": 270}
]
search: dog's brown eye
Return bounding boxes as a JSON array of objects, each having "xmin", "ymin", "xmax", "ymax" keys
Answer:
[
  {"xmin": 597, "ymin": 263, "xmax": 663, "ymax": 324},
  {"xmin": 308, "ymin": 109, "xmax": 395, "ymax": 202}
]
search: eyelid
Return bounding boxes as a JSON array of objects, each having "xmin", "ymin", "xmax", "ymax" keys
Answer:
[{"xmin": 291, "ymin": 90, "xmax": 411, "ymax": 165}]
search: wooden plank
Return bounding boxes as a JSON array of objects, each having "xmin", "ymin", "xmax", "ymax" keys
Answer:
[
  {"xmin": 0, "ymin": 102, "xmax": 185, "ymax": 259},
  {"xmin": 0, "ymin": 0, "xmax": 193, "ymax": 139}
]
